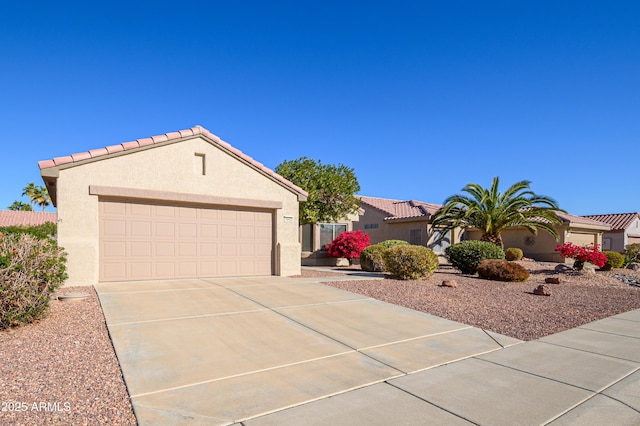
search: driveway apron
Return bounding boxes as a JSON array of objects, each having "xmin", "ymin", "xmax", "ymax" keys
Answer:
[{"xmin": 95, "ymin": 276, "xmax": 519, "ymax": 425}]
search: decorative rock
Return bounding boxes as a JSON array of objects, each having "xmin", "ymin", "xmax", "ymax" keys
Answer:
[
  {"xmin": 335, "ymin": 258, "xmax": 350, "ymax": 267},
  {"xmin": 533, "ymin": 284, "xmax": 551, "ymax": 296},
  {"xmin": 441, "ymin": 280, "xmax": 458, "ymax": 288},
  {"xmin": 627, "ymin": 262, "xmax": 640, "ymax": 271},
  {"xmin": 581, "ymin": 263, "xmax": 597, "ymax": 274},
  {"xmin": 545, "ymin": 277, "xmax": 561, "ymax": 284},
  {"xmin": 554, "ymin": 264, "xmax": 573, "ymax": 273}
]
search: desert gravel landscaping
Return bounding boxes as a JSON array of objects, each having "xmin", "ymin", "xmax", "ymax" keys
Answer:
[
  {"xmin": 320, "ymin": 261, "xmax": 640, "ymax": 341},
  {"xmin": 1, "ymin": 261, "xmax": 639, "ymax": 424}
]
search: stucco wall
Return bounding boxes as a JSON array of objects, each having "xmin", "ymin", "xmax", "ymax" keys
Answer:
[{"xmin": 51, "ymin": 137, "xmax": 301, "ymax": 285}]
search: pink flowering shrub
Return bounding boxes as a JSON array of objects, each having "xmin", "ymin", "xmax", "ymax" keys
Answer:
[
  {"xmin": 555, "ymin": 242, "xmax": 607, "ymax": 269},
  {"xmin": 327, "ymin": 230, "xmax": 370, "ymax": 260}
]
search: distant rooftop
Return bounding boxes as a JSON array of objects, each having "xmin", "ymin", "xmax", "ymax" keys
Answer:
[
  {"xmin": 0, "ymin": 210, "xmax": 57, "ymax": 227},
  {"xmin": 358, "ymin": 196, "xmax": 442, "ymax": 221},
  {"xmin": 582, "ymin": 212, "xmax": 640, "ymax": 231}
]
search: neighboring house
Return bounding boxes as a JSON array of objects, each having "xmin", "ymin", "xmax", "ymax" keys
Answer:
[
  {"xmin": 300, "ymin": 210, "xmax": 361, "ymax": 266},
  {"xmin": 39, "ymin": 126, "xmax": 307, "ymax": 285},
  {"xmin": 0, "ymin": 210, "xmax": 57, "ymax": 227},
  {"xmin": 582, "ymin": 212, "xmax": 640, "ymax": 252},
  {"xmin": 464, "ymin": 212, "xmax": 611, "ymax": 262},
  {"xmin": 353, "ymin": 196, "xmax": 459, "ymax": 254}
]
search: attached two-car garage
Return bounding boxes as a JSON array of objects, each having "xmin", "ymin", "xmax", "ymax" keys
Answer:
[
  {"xmin": 39, "ymin": 126, "xmax": 306, "ymax": 285},
  {"xmin": 99, "ymin": 200, "xmax": 273, "ymax": 281}
]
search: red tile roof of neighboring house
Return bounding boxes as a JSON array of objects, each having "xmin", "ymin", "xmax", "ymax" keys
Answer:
[
  {"xmin": 38, "ymin": 125, "xmax": 308, "ymax": 198},
  {"xmin": 582, "ymin": 212, "xmax": 640, "ymax": 231},
  {"xmin": 358, "ymin": 196, "xmax": 442, "ymax": 220},
  {"xmin": 0, "ymin": 211, "xmax": 57, "ymax": 227}
]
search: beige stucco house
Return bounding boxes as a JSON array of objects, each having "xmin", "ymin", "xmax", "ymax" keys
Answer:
[
  {"xmin": 39, "ymin": 126, "xmax": 307, "ymax": 286},
  {"xmin": 300, "ymin": 210, "xmax": 361, "ymax": 266},
  {"xmin": 353, "ymin": 196, "xmax": 461, "ymax": 255},
  {"xmin": 464, "ymin": 212, "xmax": 610, "ymax": 262},
  {"xmin": 582, "ymin": 212, "xmax": 640, "ymax": 253}
]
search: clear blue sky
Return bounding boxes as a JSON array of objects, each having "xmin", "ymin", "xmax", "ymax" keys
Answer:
[{"xmin": 2, "ymin": 1, "xmax": 638, "ymax": 215}]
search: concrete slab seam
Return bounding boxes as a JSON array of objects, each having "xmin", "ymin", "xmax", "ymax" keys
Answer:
[
  {"xmin": 481, "ymin": 329, "xmax": 507, "ymax": 348},
  {"xmin": 132, "ymin": 400, "xmax": 232, "ymax": 425},
  {"xmin": 106, "ymin": 308, "xmax": 268, "ymax": 327},
  {"xmin": 596, "ymin": 365, "xmax": 640, "ymax": 414},
  {"xmin": 271, "ymin": 297, "xmax": 375, "ymax": 310},
  {"xmin": 357, "ymin": 326, "xmax": 473, "ymax": 352},
  {"xmin": 233, "ymin": 378, "xmax": 405, "ymax": 425},
  {"xmin": 540, "ymin": 392, "xmax": 606, "ymax": 425},
  {"xmin": 129, "ymin": 350, "xmax": 357, "ymax": 398},
  {"xmin": 384, "ymin": 381, "xmax": 480, "ymax": 425},
  {"xmin": 578, "ymin": 325, "xmax": 640, "ymax": 340},
  {"xmin": 473, "ymin": 356, "xmax": 637, "ymax": 396},
  {"xmin": 540, "ymin": 336, "xmax": 640, "ymax": 363},
  {"xmin": 94, "ymin": 286, "xmax": 222, "ymax": 296}
]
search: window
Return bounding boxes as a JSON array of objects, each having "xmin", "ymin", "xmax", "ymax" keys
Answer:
[
  {"xmin": 364, "ymin": 223, "xmax": 379, "ymax": 230},
  {"xmin": 320, "ymin": 223, "xmax": 347, "ymax": 248},
  {"xmin": 301, "ymin": 224, "xmax": 313, "ymax": 252},
  {"xmin": 410, "ymin": 229, "xmax": 422, "ymax": 245}
]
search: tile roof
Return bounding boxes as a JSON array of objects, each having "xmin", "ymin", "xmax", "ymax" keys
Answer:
[
  {"xmin": 0, "ymin": 211, "xmax": 57, "ymax": 227},
  {"xmin": 358, "ymin": 196, "xmax": 442, "ymax": 220},
  {"xmin": 582, "ymin": 212, "xmax": 640, "ymax": 231},
  {"xmin": 38, "ymin": 125, "xmax": 308, "ymax": 198}
]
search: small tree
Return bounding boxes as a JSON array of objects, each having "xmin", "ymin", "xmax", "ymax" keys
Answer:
[
  {"xmin": 326, "ymin": 230, "xmax": 370, "ymax": 261},
  {"xmin": 275, "ymin": 157, "xmax": 360, "ymax": 224}
]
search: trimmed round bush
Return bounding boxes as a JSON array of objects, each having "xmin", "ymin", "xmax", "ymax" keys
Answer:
[
  {"xmin": 601, "ymin": 251, "xmax": 625, "ymax": 271},
  {"xmin": 504, "ymin": 247, "xmax": 523, "ymax": 261},
  {"xmin": 445, "ymin": 240, "xmax": 505, "ymax": 275},
  {"xmin": 476, "ymin": 259, "xmax": 530, "ymax": 282},
  {"xmin": 360, "ymin": 244, "xmax": 387, "ymax": 272},
  {"xmin": 0, "ymin": 233, "xmax": 67, "ymax": 329},
  {"xmin": 378, "ymin": 240, "xmax": 410, "ymax": 249},
  {"xmin": 383, "ymin": 245, "xmax": 438, "ymax": 280}
]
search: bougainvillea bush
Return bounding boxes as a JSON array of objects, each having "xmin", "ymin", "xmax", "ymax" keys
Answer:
[
  {"xmin": 554, "ymin": 242, "xmax": 607, "ymax": 269},
  {"xmin": 0, "ymin": 233, "xmax": 67, "ymax": 328},
  {"xmin": 326, "ymin": 230, "xmax": 370, "ymax": 260}
]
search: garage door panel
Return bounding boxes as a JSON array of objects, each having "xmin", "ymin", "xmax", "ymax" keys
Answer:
[
  {"xmin": 130, "ymin": 242, "xmax": 152, "ymax": 257},
  {"xmin": 100, "ymin": 201, "xmax": 273, "ymax": 281},
  {"xmin": 178, "ymin": 223, "xmax": 197, "ymax": 238},
  {"xmin": 155, "ymin": 242, "xmax": 175, "ymax": 257},
  {"xmin": 132, "ymin": 221, "xmax": 153, "ymax": 237},
  {"xmin": 200, "ymin": 224, "xmax": 218, "ymax": 238},
  {"xmin": 130, "ymin": 263, "xmax": 152, "ymax": 279},
  {"xmin": 130, "ymin": 204, "xmax": 152, "ymax": 216}
]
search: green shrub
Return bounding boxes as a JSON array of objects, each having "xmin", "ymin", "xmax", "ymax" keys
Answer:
[
  {"xmin": 624, "ymin": 243, "xmax": 640, "ymax": 265},
  {"xmin": 445, "ymin": 240, "xmax": 505, "ymax": 275},
  {"xmin": 601, "ymin": 251, "xmax": 625, "ymax": 271},
  {"xmin": 504, "ymin": 247, "xmax": 523, "ymax": 261},
  {"xmin": 0, "ymin": 233, "xmax": 67, "ymax": 329},
  {"xmin": 0, "ymin": 222, "xmax": 57, "ymax": 240},
  {"xmin": 360, "ymin": 244, "xmax": 388, "ymax": 272},
  {"xmin": 378, "ymin": 240, "xmax": 410, "ymax": 249},
  {"xmin": 476, "ymin": 259, "xmax": 530, "ymax": 282},
  {"xmin": 383, "ymin": 245, "xmax": 438, "ymax": 280}
]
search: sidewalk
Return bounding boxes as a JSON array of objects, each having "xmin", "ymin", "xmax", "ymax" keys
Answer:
[{"xmin": 244, "ymin": 308, "xmax": 640, "ymax": 425}]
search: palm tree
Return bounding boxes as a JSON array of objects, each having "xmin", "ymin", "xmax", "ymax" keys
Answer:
[
  {"xmin": 8, "ymin": 201, "xmax": 33, "ymax": 211},
  {"xmin": 33, "ymin": 186, "xmax": 51, "ymax": 212},
  {"xmin": 22, "ymin": 182, "xmax": 38, "ymax": 210},
  {"xmin": 431, "ymin": 177, "xmax": 564, "ymax": 248}
]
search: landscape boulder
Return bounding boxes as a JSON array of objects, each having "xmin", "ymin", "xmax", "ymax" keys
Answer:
[
  {"xmin": 545, "ymin": 277, "xmax": 561, "ymax": 284},
  {"xmin": 554, "ymin": 264, "xmax": 573, "ymax": 273},
  {"xmin": 627, "ymin": 263, "xmax": 640, "ymax": 271},
  {"xmin": 440, "ymin": 280, "xmax": 458, "ymax": 288},
  {"xmin": 533, "ymin": 284, "xmax": 551, "ymax": 296}
]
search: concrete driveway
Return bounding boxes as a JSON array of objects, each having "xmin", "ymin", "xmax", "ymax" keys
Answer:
[{"xmin": 96, "ymin": 275, "xmax": 519, "ymax": 425}]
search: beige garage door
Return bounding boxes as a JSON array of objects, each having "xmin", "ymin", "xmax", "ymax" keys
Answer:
[{"xmin": 99, "ymin": 200, "xmax": 273, "ymax": 282}]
